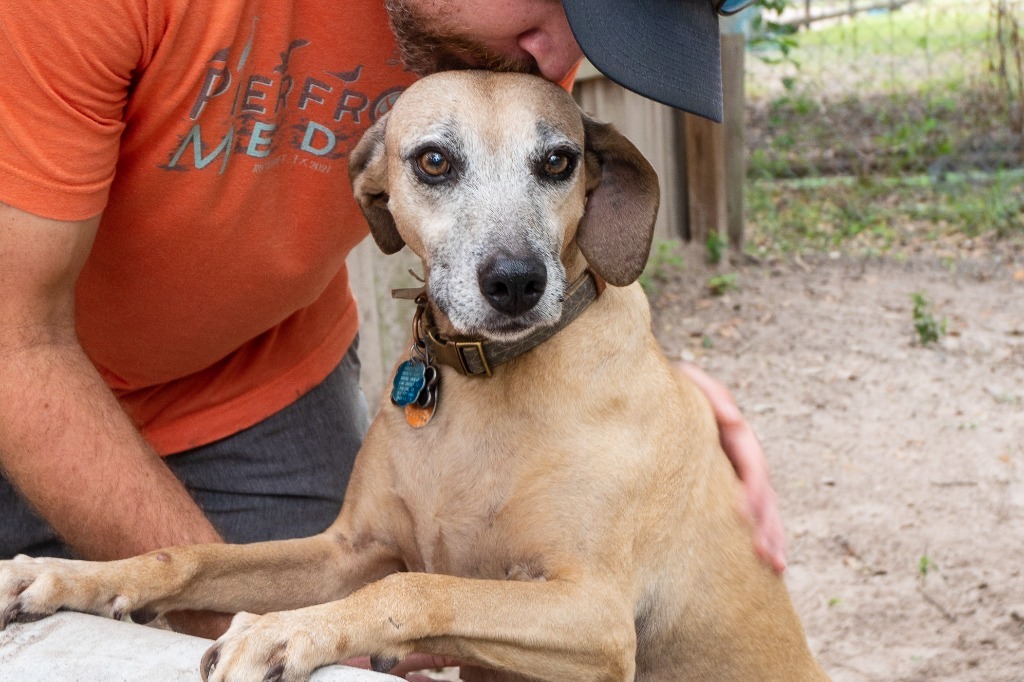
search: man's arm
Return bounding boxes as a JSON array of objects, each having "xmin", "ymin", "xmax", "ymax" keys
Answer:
[{"xmin": 0, "ymin": 202, "xmax": 232, "ymax": 635}]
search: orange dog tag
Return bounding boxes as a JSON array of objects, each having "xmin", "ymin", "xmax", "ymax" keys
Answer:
[{"xmin": 405, "ymin": 401, "xmax": 436, "ymax": 428}]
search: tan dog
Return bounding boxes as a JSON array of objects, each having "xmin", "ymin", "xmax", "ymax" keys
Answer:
[{"xmin": 0, "ymin": 72, "xmax": 828, "ymax": 682}]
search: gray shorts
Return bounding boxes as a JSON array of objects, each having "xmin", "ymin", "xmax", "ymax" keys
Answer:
[{"xmin": 0, "ymin": 340, "xmax": 370, "ymax": 559}]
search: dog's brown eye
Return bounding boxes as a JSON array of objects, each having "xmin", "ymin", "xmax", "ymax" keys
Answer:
[
  {"xmin": 418, "ymin": 150, "xmax": 450, "ymax": 177},
  {"xmin": 543, "ymin": 153, "xmax": 570, "ymax": 176}
]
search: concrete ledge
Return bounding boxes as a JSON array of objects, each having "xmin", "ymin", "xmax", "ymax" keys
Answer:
[{"xmin": 0, "ymin": 612, "xmax": 401, "ymax": 681}]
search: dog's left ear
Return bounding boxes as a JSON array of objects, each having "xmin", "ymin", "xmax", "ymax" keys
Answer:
[
  {"xmin": 348, "ymin": 113, "xmax": 405, "ymax": 254},
  {"xmin": 578, "ymin": 115, "xmax": 660, "ymax": 287}
]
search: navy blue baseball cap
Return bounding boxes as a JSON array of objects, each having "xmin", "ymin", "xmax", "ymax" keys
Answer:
[{"xmin": 562, "ymin": 0, "xmax": 746, "ymax": 122}]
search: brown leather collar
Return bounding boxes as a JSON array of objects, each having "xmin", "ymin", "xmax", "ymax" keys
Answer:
[{"xmin": 392, "ymin": 270, "xmax": 605, "ymax": 377}]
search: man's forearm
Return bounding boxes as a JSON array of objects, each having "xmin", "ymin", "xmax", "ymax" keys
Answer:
[{"xmin": 0, "ymin": 340, "xmax": 222, "ymax": 560}]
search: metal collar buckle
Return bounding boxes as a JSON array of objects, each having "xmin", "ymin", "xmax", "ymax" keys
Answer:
[{"xmin": 454, "ymin": 340, "xmax": 492, "ymax": 377}]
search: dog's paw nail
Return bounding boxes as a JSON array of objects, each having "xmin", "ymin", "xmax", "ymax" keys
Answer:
[
  {"xmin": 15, "ymin": 610, "xmax": 47, "ymax": 624},
  {"xmin": 370, "ymin": 655, "xmax": 400, "ymax": 673},
  {"xmin": 0, "ymin": 601, "xmax": 46, "ymax": 629},
  {"xmin": 262, "ymin": 662, "xmax": 285, "ymax": 682},
  {"xmin": 201, "ymin": 644, "xmax": 221, "ymax": 680},
  {"xmin": 130, "ymin": 606, "xmax": 158, "ymax": 624},
  {"xmin": 0, "ymin": 601, "xmax": 21, "ymax": 629},
  {"xmin": 109, "ymin": 595, "xmax": 132, "ymax": 621}
]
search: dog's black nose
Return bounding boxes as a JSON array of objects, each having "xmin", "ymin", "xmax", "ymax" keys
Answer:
[{"xmin": 478, "ymin": 255, "xmax": 547, "ymax": 316}]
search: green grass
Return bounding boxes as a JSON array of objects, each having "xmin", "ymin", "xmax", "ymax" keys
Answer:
[
  {"xmin": 745, "ymin": 170, "xmax": 1024, "ymax": 256},
  {"xmin": 747, "ymin": 78, "xmax": 1012, "ymax": 178},
  {"xmin": 797, "ymin": 3, "xmax": 992, "ymax": 56}
]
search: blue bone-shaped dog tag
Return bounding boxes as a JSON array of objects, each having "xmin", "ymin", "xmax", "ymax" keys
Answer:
[{"xmin": 391, "ymin": 359, "xmax": 427, "ymax": 406}]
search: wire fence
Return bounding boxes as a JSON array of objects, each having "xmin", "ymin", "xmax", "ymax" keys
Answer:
[{"xmin": 743, "ymin": 0, "xmax": 1024, "ymax": 254}]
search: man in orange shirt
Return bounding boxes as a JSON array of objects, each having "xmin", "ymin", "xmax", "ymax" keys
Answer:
[{"xmin": 0, "ymin": 0, "xmax": 781, "ymax": 638}]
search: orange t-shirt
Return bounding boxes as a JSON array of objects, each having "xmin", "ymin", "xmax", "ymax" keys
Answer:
[{"xmin": 0, "ymin": 0, "xmax": 416, "ymax": 454}]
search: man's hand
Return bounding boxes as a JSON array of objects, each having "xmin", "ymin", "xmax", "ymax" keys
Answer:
[{"xmin": 676, "ymin": 363, "xmax": 787, "ymax": 573}]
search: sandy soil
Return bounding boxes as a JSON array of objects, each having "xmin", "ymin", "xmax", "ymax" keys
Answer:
[{"xmin": 648, "ymin": 244, "xmax": 1024, "ymax": 681}]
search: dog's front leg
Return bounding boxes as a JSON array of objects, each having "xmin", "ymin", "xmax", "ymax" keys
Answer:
[
  {"xmin": 202, "ymin": 571, "xmax": 637, "ymax": 682},
  {"xmin": 0, "ymin": 531, "xmax": 402, "ymax": 628}
]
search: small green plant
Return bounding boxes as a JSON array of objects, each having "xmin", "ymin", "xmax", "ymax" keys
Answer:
[
  {"xmin": 639, "ymin": 240, "xmax": 685, "ymax": 295},
  {"xmin": 911, "ymin": 291, "xmax": 947, "ymax": 345},
  {"xmin": 706, "ymin": 231, "xmax": 726, "ymax": 265},
  {"xmin": 707, "ymin": 273, "xmax": 740, "ymax": 296},
  {"xmin": 919, "ymin": 555, "xmax": 937, "ymax": 581},
  {"xmin": 827, "ymin": 597, "xmax": 842, "ymax": 608}
]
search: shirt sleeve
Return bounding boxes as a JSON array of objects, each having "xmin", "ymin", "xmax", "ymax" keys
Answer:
[{"xmin": 0, "ymin": 1, "xmax": 147, "ymax": 220}]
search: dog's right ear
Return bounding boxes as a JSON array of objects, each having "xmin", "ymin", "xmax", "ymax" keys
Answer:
[
  {"xmin": 578, "ymin": 115, "xmax": 660, "ymax": 287},
  {"xmin": 348, "ymin": 113, "xmax": 405, "ymax": 254}
]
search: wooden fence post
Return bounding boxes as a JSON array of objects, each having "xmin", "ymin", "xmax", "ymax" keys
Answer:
[
  {"xmin": 722, "ymin": 28, "xmax": 747, "ymax": 251},
  {"xmin": 684, "ymin": 15, "xmax": 747, "ymax": 250},
  {"xmin": 683, "ymin": 113, "xmax": 726, "ymax": 245}
]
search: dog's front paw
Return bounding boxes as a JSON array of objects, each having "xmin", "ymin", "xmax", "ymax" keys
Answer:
[
  {"xmin": 201, "ymin": 610, "xmax": 339, "ymax": 682},
  {"xmin": 0, "ymin": 554, "xmax": 133, "ymax": 628}
]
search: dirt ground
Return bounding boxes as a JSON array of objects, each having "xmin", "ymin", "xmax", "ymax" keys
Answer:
[{"xmin": 647, "ymin": 244, "xmax": 1024, "ymax": 681}]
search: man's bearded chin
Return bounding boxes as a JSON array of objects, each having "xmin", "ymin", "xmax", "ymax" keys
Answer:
[{"xmin": 384, "ymin": 0, "xmax": 538, "ymax": 75}]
